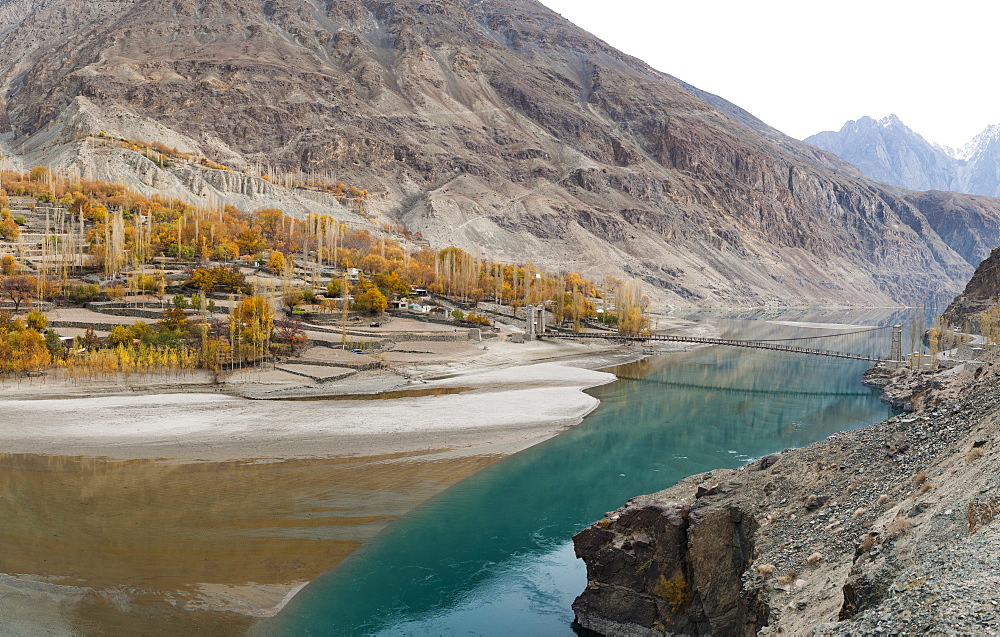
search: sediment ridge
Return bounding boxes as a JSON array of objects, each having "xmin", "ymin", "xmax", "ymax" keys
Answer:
[{"xmin": 574, "ymin": 353, "xmax": 1000, "ymax": 635}]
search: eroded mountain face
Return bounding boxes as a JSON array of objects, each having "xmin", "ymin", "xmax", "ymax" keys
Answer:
[
  {"xmin": 943, "ymin": 243, "xmax": 1000, "ymax": 327},
  {"xmin": 1, "ymin": 0, "xmax": 997, "ymax": 306}
]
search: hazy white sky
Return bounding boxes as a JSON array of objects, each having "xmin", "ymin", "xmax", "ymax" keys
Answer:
[{"xmin": 540, "ymin": 0, "xmax": 999, "ymax": 148}]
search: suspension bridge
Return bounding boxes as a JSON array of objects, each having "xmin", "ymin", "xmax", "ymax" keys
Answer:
[{"xmin": 521, "ymin": 306, "xmax": 905, "ymax": 364}]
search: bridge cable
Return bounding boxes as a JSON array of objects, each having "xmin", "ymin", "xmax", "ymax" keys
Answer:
[{"xmin": 746, "ymin": 326, "xmax": 889, "ymax": 343}]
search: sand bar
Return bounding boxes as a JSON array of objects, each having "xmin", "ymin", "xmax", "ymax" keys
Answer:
[{"xmin": 0, "ymin": 362, "xmax": 618, "ymax": 461}]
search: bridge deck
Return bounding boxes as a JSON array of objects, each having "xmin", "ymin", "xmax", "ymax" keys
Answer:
[{"xmin": 544, "ymin": 332, "xmax": 895, "ymax": 363}]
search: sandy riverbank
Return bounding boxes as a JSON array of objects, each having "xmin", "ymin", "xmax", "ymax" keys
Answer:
[
  {"xmin": 0, "ymin": 361, "xmax": 622, "ymax": 461},
  {"xmin": 0, "ymin": 312, "xmax": 713, "ymax": 461},
  {"xmin": 0, "ymin": 321, "xmax": 684, "ymax": 634},
  {"xmin": 0, "ymin": 329, "xmax": 654, "ymax": 461}
]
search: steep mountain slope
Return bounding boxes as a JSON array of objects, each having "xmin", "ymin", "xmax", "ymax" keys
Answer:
[
  {"xmin": 943, "ymin": 243, "xmax": 1000, "ymax": 327},
  {"xmin": 804, "ymin": 115, "xmax": 958, "ymax": 192},
  {"xmin": 2, "ymin": 0, "xmax": 999, "ymax": 307}
]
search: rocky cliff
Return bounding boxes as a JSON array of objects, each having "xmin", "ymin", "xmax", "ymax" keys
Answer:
[
  {"xmin": 3, "ymin": 0, "xmax": 1000, "ymax": 307},
  {"xmin": 943, "ymin": 244, "xmax": 1000, "ymax": 328},
  {"xmin": 574, "ymin": 358, "xmax": 1000, "ymax": 634}
]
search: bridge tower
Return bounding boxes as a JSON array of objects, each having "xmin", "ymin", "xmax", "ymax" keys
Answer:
[
  {"xmin": 890, "ymin": 324, "xmax": 903, "ymax": 367},
  {"xmin": 526, "ymin": 305, "xmax": 546, "ymax": 340}
]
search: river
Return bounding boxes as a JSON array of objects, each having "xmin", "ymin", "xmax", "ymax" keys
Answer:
[{"xmin": 260, "ymin": 310, "xmax": 917, "ymax": 635}]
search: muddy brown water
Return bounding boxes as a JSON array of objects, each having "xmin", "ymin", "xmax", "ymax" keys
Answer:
[{"xmin": 0, "ymin": 451, "xmax": 500, "ymax": 633}]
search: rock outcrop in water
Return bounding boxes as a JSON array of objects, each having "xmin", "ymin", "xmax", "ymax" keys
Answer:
[
  {"xmin": 4, "ymin": 0, "xmax": 1000, "ymax": 306},
  {"xmin": 574, "ymin": 356, "xmax": 1000, "ymax": 634},
  {"xmin": 573, "ymin": 500, "xmax": 765, "ymax": 635}
]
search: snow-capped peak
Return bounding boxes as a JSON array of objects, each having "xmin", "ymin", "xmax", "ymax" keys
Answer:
[
  {"xmin": 950, "ymin": 124, "xmax": 1000, "ymax": 161},
  {"xmin": 879, "ymin": 114, "xmax": 903, "ymax": 128}
]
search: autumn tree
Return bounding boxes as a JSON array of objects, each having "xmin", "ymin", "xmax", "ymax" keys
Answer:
[
  {"xmin": 282, "ymin": 289, "xmax": 304, "ymax": 312},
  {"xmin": 108, "ymin": 324, "xmax": 134, "ymax": 347},
  {"xmin": 230, "ymin": 295, "xmax": 274, "ymax": 360},
  {"xmin": 0, "ymin": 316, "xmax": 50, "ymax": 375},
  {"xmin": 273, "ymin": 317, "xmax": 308, "ymax": 355},
  {"xmin": 105, "ymin": 284, "xmax": 126, "ymax": 301},
  {"xmin": 157, "ymin": 307, "xmax": 190, "ymax": 332},
  {"xmin": 614, "ymin": 278, "xmax": 650, "ymax": 336},
  {"xmin": 25, "ymin": 309, "xmax": 47, "ymax": 331},
  {"xmin": 267, "ymin": 250, "xmax": 288, "ymax": 275},
  {"xmin": 353, "ymin": 287, "xmax": 387, "ymax": 314},
  {"xmin": 257, "ymin": 208, "xmax": 285, "ymax": 242},
  {"xmin": 0, "ymin": 219, "xmax": 19, "ymax": 240},
  {"xmin": 1, "ymin": 275, "xmax": 37, "ymax": 312},
  {"xmin": 0, "ymin": 255, "xmax": 17, "ymax": 276},
  {"xmin": 29, "ymin": 166, "xmax": 52, "ymax": 183},
  {"xmin": 326, "ymin": 278, "xmax": 345, "ymax": 298},
  {"xmin": 236, "ymin": 230, "xmax": 266, "ymax": 256},
  {"xmin": 187, "ymin": 266, "xmax": 249, "ymax": 294},
  {"xmin": 373, "ymin": 271, "xmax": 410, "ymax": 297}
]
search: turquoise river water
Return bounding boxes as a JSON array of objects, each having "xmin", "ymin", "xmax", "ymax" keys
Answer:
[{"xmin": 263, "ymin": 311, "xmax": 916, "ymax": 635}]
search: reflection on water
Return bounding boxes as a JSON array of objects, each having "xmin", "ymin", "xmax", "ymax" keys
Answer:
[
  {"xmin": 266, "ymin": 312, "xmax": 905, "ymax": 635},
  {"xmin": 0, "ymin": 452, "xmax": 500, "ymax": 634}
]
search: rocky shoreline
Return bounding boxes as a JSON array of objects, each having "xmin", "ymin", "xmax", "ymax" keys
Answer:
[{"xmin": 573, "ymin": 352, "xmax": 1000, "ymax": 635}]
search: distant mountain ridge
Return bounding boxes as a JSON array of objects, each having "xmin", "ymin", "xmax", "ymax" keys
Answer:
[{"xmin": 805, "ymin": 116, "xmax": 1000, "ymax": 197}]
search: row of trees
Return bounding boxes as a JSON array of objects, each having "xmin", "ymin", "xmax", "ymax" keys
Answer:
[
  {"xmin": 1, "ymin": 166, "xmax": 651, "ymax": 335},
  {"xmin": 0, "ymin": 289, "xmax": 278, "ymax": 379}
]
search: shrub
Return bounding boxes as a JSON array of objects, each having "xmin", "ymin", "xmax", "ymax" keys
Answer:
[
  {"xmin": 105, "ymin": 284, "xmax": 126, "ymax": 301},
  {"xmin": 755, "ymin": 564, "xmax": 776, "ymax": 577},
  {"xmin": 776, "ymin": 570, "xmax": 797, "ymax": 585},
  {"xmin": 66, "ymin": 283, "xmax": 100, "ymax": 303},
  {"xmin": 132, "ymin": 273, "xmax": 157, "ymax": 292},
  {"xmin": 25, "ymin": 309, "xmax": 47, "ymax": 331},
  {"xmin": 0, "ymin": 255, "xmax": 17, "ymax": 275},
  {"xmin": 887, "ymin": 514, "xmax": 911, "ymax": 538},
  {"xmin": 0, "ymin": 219, "xmax": 19, "ymax": 240},
  {"xmin": 654, "ymin": 573, "xmax": 692, "ymax": 613}
]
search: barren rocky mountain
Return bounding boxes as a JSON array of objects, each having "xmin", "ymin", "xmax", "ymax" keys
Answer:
[
  {"xmin": 3, "ymin": 0, "xmax": 1000, "ymax": 306},
  {"xmin": 804, "ymin": 115, "xmax": 959, "ymax": 193},
  {"xmin": 807, "ymin": 115, "xmax": 1000, "ymax": 199}
]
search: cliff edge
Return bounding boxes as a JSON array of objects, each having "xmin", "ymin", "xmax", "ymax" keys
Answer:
[{"xmin": 574, "ymin": 355, "xmax": 1000, "ymax": 635}]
